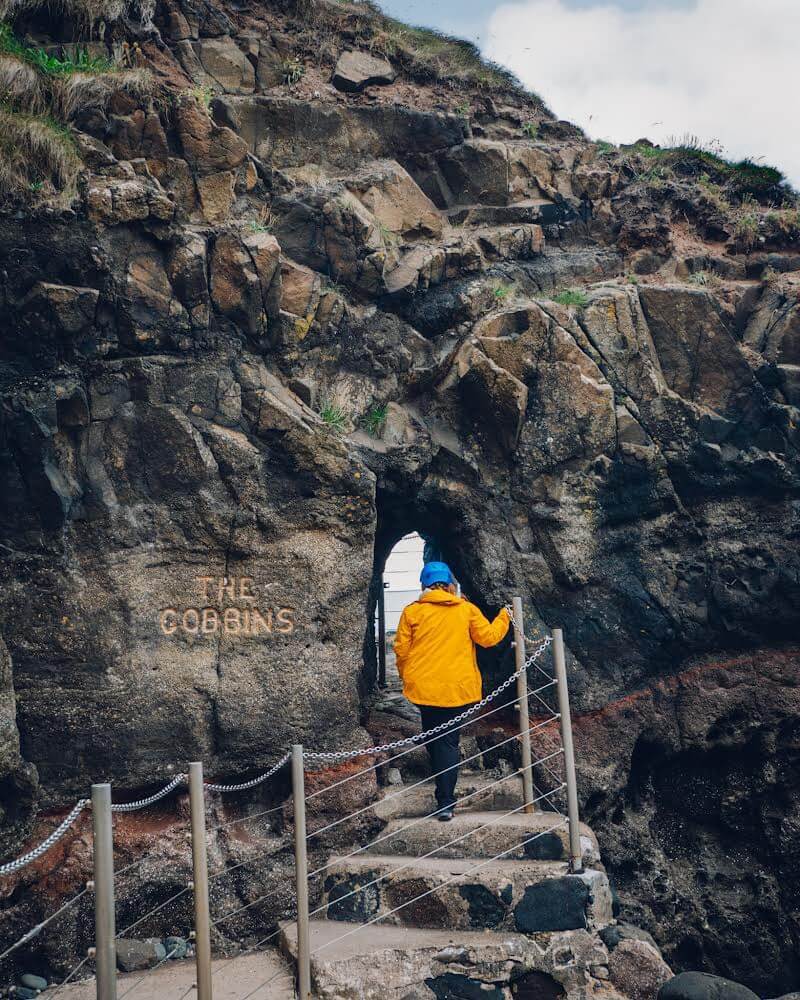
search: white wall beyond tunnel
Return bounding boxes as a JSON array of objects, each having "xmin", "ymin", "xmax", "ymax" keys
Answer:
[{"xmin": 381, "ymin": 532, "xmax": 424, "ymax": 632}]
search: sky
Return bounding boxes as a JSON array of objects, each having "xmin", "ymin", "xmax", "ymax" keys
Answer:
[{"xmin": 376, "ymin": 0, "xmax": 800, "ymax": 187}]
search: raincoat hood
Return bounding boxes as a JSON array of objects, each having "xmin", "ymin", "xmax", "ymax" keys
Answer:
[{"xmin": 418, "ymin": 589, "xmax": 462, "ymax": 607}]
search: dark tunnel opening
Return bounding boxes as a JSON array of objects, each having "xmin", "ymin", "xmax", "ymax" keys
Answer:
[{"xmin": 360, "ymin": 489, "xmax": 516, "ymax": 710}]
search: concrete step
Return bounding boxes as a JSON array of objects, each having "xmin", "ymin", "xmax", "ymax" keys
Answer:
[
  {"xmin": 319, "ymin": 853, "xmax": 613, "ymax": 933},
  {"xmin": 447, "ymin": 199, "xmax": 571, "ymax": 227},
  {"xmin": 372, "ymin": 771, "xmax": 527, "ymax": 821},
  {"xmin": 281, "ymin": 919, "xmax": 610, "ymax": 1000},
  {"xmin": 364, "ymin": 809, "xmax": 600, "ymax": 865}
]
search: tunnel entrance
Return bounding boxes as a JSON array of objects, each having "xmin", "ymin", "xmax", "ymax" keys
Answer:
[{"xmin": 361, "ymin": 490, "xmax": 514, "ymax": 704}]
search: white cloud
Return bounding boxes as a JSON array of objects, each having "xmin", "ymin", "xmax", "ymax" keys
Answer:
[{"xmin": 486, "ymin": 0, "xmax": 800, "ymax": 187}]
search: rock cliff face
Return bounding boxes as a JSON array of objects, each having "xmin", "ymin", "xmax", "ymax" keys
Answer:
[{"xmin": 0, "ymin": 0, "xmax": 798, "ymax": 992}]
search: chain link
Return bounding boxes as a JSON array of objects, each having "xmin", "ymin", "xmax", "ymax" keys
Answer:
[
  {"xmin": 0, "ymin": 799, "xmax": 89, "ymax": 877},
  {"xmin": 110, "ymin": 774, "xmax": 187, "ymax": 813},
  {"xmin": 305, "ymin": 634, "xmax": 553, "ymax": 763},
  {"xmin": 205, "ymin": 752, "xmax": 291, "ymax": 793},
  {"xmin": 505, "ymin": 603, "xmax": 547, "ymax": 649}
]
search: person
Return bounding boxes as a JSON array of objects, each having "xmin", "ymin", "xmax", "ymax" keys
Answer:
[{"xmin": 393, "ymin": 561, "xmax": 510, "ymax": 821}]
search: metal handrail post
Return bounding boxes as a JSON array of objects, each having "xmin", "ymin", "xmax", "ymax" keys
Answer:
[
  {"xmin": 91, "ymin": 784, "xmax": 117, "ymax": 1000},
  {"xmin": 188, "ymin": 763, "xmax": 213, "ymax": 1000},
  {"xmin": 553, "ymin": 629, "xmax": 583, "ymax": 872},
  {"xmin": 292, "ymin": 745, "xmax": 311, "ymax": 999},
  {"xmin": 512, "ymin": 597, "xmax": 535, "ymax": 813}
]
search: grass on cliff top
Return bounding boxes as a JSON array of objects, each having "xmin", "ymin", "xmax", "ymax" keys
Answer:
[
  {"xmin": 377, "ymin": 18, "xmax": 520, "ymax": 91},
  {"xmin": 627, "ymin": 135, "xmax": 794, "ymax": 205},
  {"xmin": 313, "ymin": 0, "xmax": 547, "ymax": 104},
  {"xmin": 0, "ymin": 106, "xmax": 81, "ymax": 201}
]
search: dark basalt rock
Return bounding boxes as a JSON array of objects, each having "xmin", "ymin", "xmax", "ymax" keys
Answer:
[
  {"xmin": 511, "ymin": 971, "xmax": 565, "ymax": 999},
  {"xmin": 601, "ymin": 922, "xmax": 659, "ymax": 952},
  {"xmin": 425, "ymin": 973, "xmax": 505, "ymax": 1000},
  {"xmin": 658, "ymin": 972, "xmax": 760, "ymax": 1000},
  {"xmin": 513, "ymin": 877, "xmax": 589, "ymax": 933},
  {"xmin": 332, "ymin": 50, "xmax": 396, "ymax": 93},
  {"xmin": 458, "ymin": 883, "xmax": 507, "ymax": 928},
  {"xmin": 522, "ymin": 831, "xmax": 564, "ymax": 861}
]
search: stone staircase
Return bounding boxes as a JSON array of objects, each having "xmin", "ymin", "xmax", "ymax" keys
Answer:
[{"xmin": 280, "ymin": 773, "xmax": 620, "ymax": 1000}]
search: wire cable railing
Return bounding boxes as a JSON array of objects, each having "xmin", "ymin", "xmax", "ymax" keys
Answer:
[
  {"xmin": 0, "ymin": 602, "xmax": 583, "ymax": 1000},
  {"xmin": 305, "ymin": 702, "xmax": 560, "ymax": 841}
]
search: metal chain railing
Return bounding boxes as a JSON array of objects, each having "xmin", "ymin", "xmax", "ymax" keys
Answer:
[
  {"xmin": 0, "ymin": 598, "xmax": 582, "ymax": 1000},
  {"xmin": 110, "ymin": 774, "xmax": 187, "ymax": 813},
  {"xmin": 205, "ymin": 751, "xmax": 291, "ymax": 793},
  {"xmin": 0, "ymin": 798, "xmax": 89, "ymax": 877}
]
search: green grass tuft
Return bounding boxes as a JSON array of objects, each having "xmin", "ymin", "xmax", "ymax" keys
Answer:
[
  {"xmin": 0, "ymin": 23, "xmax": 114, "ymax": 75},
  {"xmin": 687, "ymin": 270, "xmax": 720, "ymax": 288},
  {"xmin": 363, "ymin": 403, "xmax": 387, "ymax": 438},
  {"xmin": 320, "ymin": 402, "xmax": 347, "ymax": 433},
  {"xmin": 551, "ymin": 288, "xmax": 589, "ymax": 309}
]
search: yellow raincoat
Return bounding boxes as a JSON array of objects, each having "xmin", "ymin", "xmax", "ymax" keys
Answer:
[{"xmin": 393, "ymin": 589, "xmax": 510, "ymax": 707}]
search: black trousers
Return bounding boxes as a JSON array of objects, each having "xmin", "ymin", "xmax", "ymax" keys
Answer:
[{"xmin": 418, "ymin": 704, "xmax": 471, "ymax": 809}]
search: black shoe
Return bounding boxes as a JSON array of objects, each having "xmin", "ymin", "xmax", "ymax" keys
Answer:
[{"xmin": 437, "ymin": 806, "xmax": 454, "ymax": 822}]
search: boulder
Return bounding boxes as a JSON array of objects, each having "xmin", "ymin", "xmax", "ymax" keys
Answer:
[
  {"xmin": 435, "ymin": 140, "xmax": 510, "ymax": 206},
  {"xmin": 123, "ymin": 249, "xmax": 189, "ymax": 346},
  {"xmin": 332, "ymin": 50, "xmax": 395, "ymax": 93},
  {"xmin": 116, "ymin": 938, "xmax": 167, "ymax": 973},
  {"xmin": 345, "ymin": 160, "xmax": 443, "ymax": 241},
  {"xmin": 175, "ymin": 99, "xmax": 248, "ymax": 175},
  {"xmin": 20, "ymin": 975, "xmax": 48, "ymax": 991},
  {"xmin": 164, "ymin": 936, "xmax": 189, "ymax": 959},
  {"xmin": 167, "ymin": 234, "xmax": 210, "ymax": 329},
  {"xmin": 658, "ymin": 973, "xmax": 760, "ymax": 1000},
  {"xmin": 456, "ymin": 347, "xmax": 528, "ymax": 454},
  {"xmin": 106, "ymin": 110, "xmax": 170, "ymax": 161},
  {"xmin": 638, "ymin": 285, "xmax": 760, "ymax": 419},
  {"xmin": 280, "ymin": 259, "xmax": 320, "ymax": 318},
  {"xmin": 193, "ymin": 36, "xmax": 255, "ymax": 93},
  {"xmin": 20, "ymin": 281, "xmax": 98, "ymax": 340},
  {"xmin": 256, "ymin": 37, "xmax": 285, "ymax": 90},
  {"xmin": 608, "ymin": 939, "xmax": 672, "ymax": 1000},
  {"xmin": 86, "ymin": 176, "xmax": 174, "ymax": 226}
]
